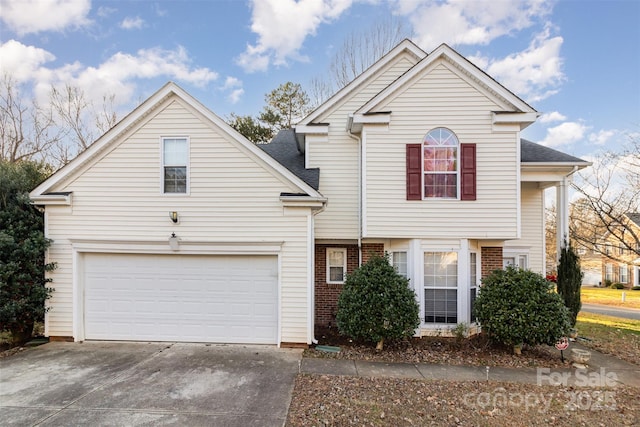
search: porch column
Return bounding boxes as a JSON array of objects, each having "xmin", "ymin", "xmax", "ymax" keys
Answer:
[{"xmin": 556, "ymin": 176, "xmax": 570, "ymax": 259}]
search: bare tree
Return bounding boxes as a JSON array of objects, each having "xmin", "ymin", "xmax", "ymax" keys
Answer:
[
  {"xmin": 309, "ymin": 17, "xmax": 413, "ymax": 106},
  {"xmin": 0, "ymin": 74, "xmax": 118, "ymax": 168},
  {"xmin": 0, "ymin": 74, "xmax": 60, "ymax": 163},
  {"xmin": 570, "ymin": 133, "xmax": 640, "ymax": 261}
]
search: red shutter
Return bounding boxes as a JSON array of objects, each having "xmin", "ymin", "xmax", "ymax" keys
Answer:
[
  {"xmin": 406, "ymin": 144, "xmax": 422, "ymax": 200},
  {"xmin": 460, "ymin": 143, "xmax": 476, "ymax": 201}
]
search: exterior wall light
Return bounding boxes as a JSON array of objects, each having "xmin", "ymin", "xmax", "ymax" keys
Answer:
[
  {"xmin": 168, "ymin": 233, "xmax": 179, "ymax": 251},
  {"xmin": 169, "ymin": 211, "xmax": 179, "ymax": 223}
]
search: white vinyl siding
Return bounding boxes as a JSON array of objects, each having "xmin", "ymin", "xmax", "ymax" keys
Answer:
[
  {"xmin": 363, "ymin": 61, "xmax": 519, "ymax": 239},
  {"xmin": 504, "ymin": 183, "xmax": 543, "ymax": 273},
  {"xmin": 310, "ymin": 54, "xmax": 419, "ymax": 240},
  {"xmin": 42, "ymin": 97, "xmax": 313, "ymax": 344}
]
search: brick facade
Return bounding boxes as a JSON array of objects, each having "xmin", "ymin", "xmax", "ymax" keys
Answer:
[
  {"xmin": 314, "ymin": 243, "xmax": 386, "ymax": 327},
  {"xmin": 481, "ymin": 246, "xmax": 503, "ymax": 278}
]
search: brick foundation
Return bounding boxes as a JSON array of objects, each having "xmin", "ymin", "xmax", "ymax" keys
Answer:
[{"xmin": 481, "ymin": 247, "xmax": 503, "ymax": 278}]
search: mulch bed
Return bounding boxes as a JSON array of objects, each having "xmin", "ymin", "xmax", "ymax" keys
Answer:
[
  {"xmin": 286, "ymin": 375, "xmax": 640, "ymax": 426},
  {"xmin": 306, "ymin": 327, "xmax": 569, "ymax": 369}
]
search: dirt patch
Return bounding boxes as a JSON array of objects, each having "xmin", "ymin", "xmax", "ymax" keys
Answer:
[
  {"xmin": 286, "ymin": 375, "xmax": 639, "ymax": 426},
  {"xmin": 307, "ymin": 327, "xmax": 569, "ymax": 369}
]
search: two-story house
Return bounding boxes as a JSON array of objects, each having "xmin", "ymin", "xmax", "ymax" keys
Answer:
[
  {"xmin": 601, "ymin": 213, "xmax": 640, "ymax": 288},
  {"xmin": 31, "ymin": 40, "xmax": 589, "ymax": 346}
]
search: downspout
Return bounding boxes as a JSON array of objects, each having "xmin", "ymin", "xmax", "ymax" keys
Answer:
[
  {"xmin": 346, "ymin": 115, "xmax": 363, "ymax": 265},
  {"xmin": 310, "ymin": 203, "xmax": 326, "ymax": 346}
]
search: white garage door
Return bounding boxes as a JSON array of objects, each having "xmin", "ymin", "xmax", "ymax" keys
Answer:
[{"xmin": 84, "ymin": 253, "xmax": 278, "ymax": 344}]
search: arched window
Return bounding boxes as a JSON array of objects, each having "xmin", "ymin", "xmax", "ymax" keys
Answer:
[{"xmin": 423, "ymin": 127, "xmax": 458, "ymax": 198}]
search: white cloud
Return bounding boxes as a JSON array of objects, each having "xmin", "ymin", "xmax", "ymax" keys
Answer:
[
  {"xmin": 539, "ymin": 111, "xmax": 567, "ymax": 123},
  {"xmin": 1, "ymin": 41, "xmax": 218, "ymax": 111},
  {"xmin": 0, "ymin": 0, "xmax": 91, "ymax": 35},
  {"xmin": 97, "ymin": 6, "xmax": 117, "ymax": 18},
  {"xmin": 120, "ymin": 16, "xmax": 145, "ymax": 30},
  {"xmin": 237, "ymin": 0, "xmax": 353, "ymax": 72},
  {"xmin": 539, "ymin": 121, "xmax": 589, "ymax": 148},
  {"xmin": 588, "ymin": 129, "xmax": 616, "ymax": 146},
  {"xmin": 220, "ymin": 76, "xmax": 244, "ymax": 103},
  {"xmin": 227, "ymin": 89, "xmax": 245, "ymax": 104},
  {"xmin": 469, "ymin": 28, "xmax": 565, "ymax": 103},
  {"xmin": 396, "ymin": 0, "xmax": 554, "ymax": 51}
]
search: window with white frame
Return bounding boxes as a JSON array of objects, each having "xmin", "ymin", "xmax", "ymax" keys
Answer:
[
  {"xmin": 392, "ymin": 251, "xmax": 408, "ymax": 277},
  {"xmin": 424, "ymin": 252, "xmax": 458, "ymax": 324},
  {"xmin": 327, "ymin": 248, "xmax": 347, "ymax": 284},
  {"xmin": 619, "ymin": 265, "xmax": 628, "ymax": 283},
  {"xmin": 162, "ymin": 137, "xmax": 188, "ymax": 193},
  {"xmin": 605, "ymin": 263, "xmax": 614, "ymax": 282},
  {"xmin": 470, "ymin": 252, "xmax": 478, "ymax": 323},
  {"xmin": 605, "ymin": 243, "xmax": 612, "ymax": 255},
  {"xmin": 423, "ymin": 128, "xmax": 458, "ymax": 199},
  {"xmin": 503, "ymin": 254, "xmax": 528, "ymax": 269}
]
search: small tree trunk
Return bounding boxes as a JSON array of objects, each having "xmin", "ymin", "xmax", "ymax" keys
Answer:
[
  {"xmin": 376, "ymin": 338, "xmax": 384, "ymax": 351},
  {"xmin": 10, "ymin": 320, "xmax": 34, "ymax": 346}
]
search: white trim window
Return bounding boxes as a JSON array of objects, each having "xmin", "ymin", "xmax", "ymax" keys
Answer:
[
  {"xmin": 424, "ymin": 251, "xmax": 458, "ymax": 324},
  {"xmin": 162, "ymin": 137, "xmax": 189, "ymax": 194},
  {"xmin": 327, "ymin": 248, "xmax": 347, "ymax": 284},
  {"xmin": 605, "ymin": 263, "xmax": 614, "ymax": 282},
  {"xmin": 469, "ymin": 252, "xmax": 478, "ymax": 323},
  {"xmin": 619, "ymin": 265, "xmax": 628, "ymax": 284},
  {"xmin": 423, "ymin": 128, "xmax": 458, "ymax": 199},
  {"xmin": 392, "ymin": 251, "xmax": 408, "ymax": 278}
]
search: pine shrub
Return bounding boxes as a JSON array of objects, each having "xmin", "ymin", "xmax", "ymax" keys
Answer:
[{"xmin": 556, "ymin": 241, "xmax": 583, "ymax": 327}]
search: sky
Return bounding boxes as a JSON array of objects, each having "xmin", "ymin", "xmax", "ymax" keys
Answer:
[{"xmin": 1, "ymin": 0, "xmax": 639, "ymax": 165}]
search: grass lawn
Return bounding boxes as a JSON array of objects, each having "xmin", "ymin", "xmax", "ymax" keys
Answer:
[
  {"xmin": 575, "ymin": 312, "xmax": 640, "ymax": 365},
  {"xmin": 580, "ymin": 287, "xmax": 640, "ymax": 309}
]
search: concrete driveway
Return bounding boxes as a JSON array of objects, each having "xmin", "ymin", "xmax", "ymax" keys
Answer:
[{"xmin": 0, "ymin": 341, "xmax": 302, "ymax": 426}]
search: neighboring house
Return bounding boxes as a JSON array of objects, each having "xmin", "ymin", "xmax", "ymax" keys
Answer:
[
  {"xmin": 31, "ymin": 40, "xmax": 590, "ymax": 346},
  {"xmin": 600, "ymin": 213, "xmax": 640, "ymax": 288}
]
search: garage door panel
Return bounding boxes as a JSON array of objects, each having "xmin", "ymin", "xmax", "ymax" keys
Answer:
[{"xmin": 84, "ymin": 253, "xmax": 278, "ymax": 344}]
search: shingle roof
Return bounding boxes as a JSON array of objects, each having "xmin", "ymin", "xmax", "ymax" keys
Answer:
[
  {"xmin": 521, "ymin": 139, "xmax": 589, "ymax": 164},
  {"xmin": 626, "ymin": 213, "xmax": 640, "ymax": 227},
  {"xmin": 258, "ymin": 129, "xmax": 320, "ymax": 190}
]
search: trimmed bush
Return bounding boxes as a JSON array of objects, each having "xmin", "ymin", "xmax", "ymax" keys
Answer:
[
  {"xmin": 336, "ymin": 253, "xmax": 419, "ymax": 350},
  {"xmin": 610, "ymin": 283, "xmax": 624, "ymax": 289},
  {"xmin": 632, "ymin": 286, "xmax": 640, "ymax": 291},
  {"xmin": 556, "ymin": 242, "xmax": 583, "ymax": 327},
  {"xmin": 475, "ymin": 266, "xmax": 570, "ymax": 349}
]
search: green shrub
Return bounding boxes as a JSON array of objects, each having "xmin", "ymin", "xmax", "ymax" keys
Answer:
[
  {"xmin": 336, "ymin": 253, "xmax": 419, "ymax": 350},
  {"xmin": 0, "ymin": 160, "xmax": 55, "ymax": 345},
  {"xmin": 632, "ymin": 286, "xmax": 640, "ymax": 291},
  {"xmin": 610, "ymin": 283, "xmax": 624, "ymax": 289},
  {"xmin": 604, "ymin": 279, "xmax": 613, "ymax": 288},
  {"xmin": 475, "ymin": 266, "xmax": 570, "ymax": 349},
  {"xmin": 556, "ymin": 241, "xmax": 583, "ymax": 327}
]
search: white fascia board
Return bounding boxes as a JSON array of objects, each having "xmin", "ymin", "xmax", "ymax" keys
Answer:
[
  {"xmin": 70, "ymin": 239, "xmax": 284, "ymax": 255},
  {"xmin": 492, "ymin": 112, "xmax": 539, "ymax": 129},
  {"xmin": 294, "ymin": 124, "xmax": 329, "ymax": 134},
  {"xmin": 30, "ymin": 193, "xmax": 72, "ymax": 206},
  {"xmin": 349, "ymin": 113, "xmax": 391, "ymax": 133},
  {"xmin": 279, "ymin": 195, "xmax": 327, "ymax": 209},
  {"xmin": 298, "ymin": 39, "xmax": 426, "ymax": 126}
]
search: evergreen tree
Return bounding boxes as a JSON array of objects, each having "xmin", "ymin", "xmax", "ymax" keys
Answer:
[
  {"xmin": 0, "ymin": 160, "xmax": 55, "ymax": 344},
  {"xmin": 556, "ymin": 240, "xmax": 583, "ymax": 327}
]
